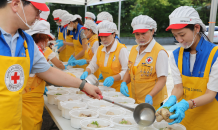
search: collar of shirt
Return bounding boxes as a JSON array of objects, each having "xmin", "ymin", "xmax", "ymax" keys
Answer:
[
  {"xmin": 101, "ymin": 39, "xmax": 118, "ymax": 54},
  {"xmin": 0, "ymin": 27, "xmax": 19, "ymax": 47},
  {"xmin": 136, "ymin": 38, "xmax": 156, "ymax": 55}
]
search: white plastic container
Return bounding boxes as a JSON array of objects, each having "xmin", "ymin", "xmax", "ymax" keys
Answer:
[
  {"xmin": 110, "ymin": 116, "xmax": 138, "ymax": 130},
  {"xmin": 111, "ymin": 97, "xmax": 135, "ymax": 105},
  {"xmin": 80, "ymin": 118, "xmax": 113, "ymax": 130},
  {"xmin": 46, "ymin": 90, "xmax": 68, "ymax": 105},
  {"xmin": 107, "ymin": 91, "xmax": 125, "ymax": 98},
  {"xmin": 82, "ymin": 94, "xmax": 96, "ymax": 103},
  {"xmin": 128, "ymin": 126, "xmax": 157, "ymax": 130},
  {"xmin": 98, "ymin": 86, "xmax": 116, "ymax": 92},
  {"xmin": 97, "ymin": 107, "xmax": 126, "ymax": 120},
  {"xmin": 153, "ymin": 121, "xmax": 186, "ymax": 130},
  {"xmin": 61, "ymin": 101, "xmax": 88, "ymax": 119},
  {"xmin": 88, "ymin": 100, "xmax": 114, "ymax": 110},
  {"xmin": 56, "ymin": 95, "xmax": 82, "ymax": 110},
  {"xmin": 70, "ymin": 109, "xmax": 99, "ymax": 129}
]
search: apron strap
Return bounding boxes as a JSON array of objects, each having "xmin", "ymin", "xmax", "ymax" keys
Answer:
[
  {"xmin": 203, "ymin": 46, "xmax": 218, "ymax": 78},
  {"xmin": 178, "ymin": 47, "xmax": 184, "ymax": 74}
]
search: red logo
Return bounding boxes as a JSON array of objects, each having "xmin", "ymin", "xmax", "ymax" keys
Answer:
[{"xmin": 11, "ymin": 72, "xmax": 20, "ymax": 84}]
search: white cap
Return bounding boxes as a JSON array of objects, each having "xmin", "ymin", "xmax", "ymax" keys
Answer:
[
  {"xmin": 25, "ymin": 20, "xmax": 53, "ymax": 40},
  {"xmin": 52, "ymin": 9, "xmax": 62, "ymax": 20},
  {"xmin": 96, "ymin": 12, "xmax": 113, "ymax": 24},
  {"xmin": 166, "ymin": 6, "xmax": 206, "ymax": 32},
  {"xmin": 58, "ymin": 10, "xmax": 69, "ymax": 21},
  {"xmin": 71, "ymin": 14, "xmax": 82, "ymax": 21},
  {"xmin": 82, "ymin": 20, "xmax": 98, "ymax": 34},
  {"xmin": 85, "ymin": 12, "xmax": 96, "ymax": 20},
  {"xmin": 40, "ymin": 10, "xmax": 50, "ymax": 21},
  {"xmin": 60, "ymin": 13, "xmax": 73, "ymax": 26},
  {"xmin": 97, "ymin": 21, "xmax": 117, "ymax": 36},
  {"xmin": 131, "ymin": 15, "xmax": 157, "ymax": 33}
]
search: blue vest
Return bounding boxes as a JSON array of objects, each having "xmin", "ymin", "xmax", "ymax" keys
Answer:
[
  {"xmin": 73, "ymin": 23, "xmax": 83, "ymax": 44},
  {"xmin": 0, "ymin": 29, "xmax": 34, "ymax": 73},
  {"xmin": 173, "ymin": 37, "xmax": 218, "ymax": 100}
]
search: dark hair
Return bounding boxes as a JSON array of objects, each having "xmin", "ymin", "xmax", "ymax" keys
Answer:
[
  {"xmin": 184, "ymin": 24, "xmax": 211, "ymax": 42},
  {"xmin": 73, "ymin": 18, "xmax": 84, "ymax": 26},
  {"xmin": 32, "ymin": 33, "xmax": 50, "ymax": 44},
  {"xmin": 98, "ymin": 32, "xmax": 116, "ymax": 46},
  {"xmin": 0, "ymin": 0, "xmax": 30, "ymax": 8}
]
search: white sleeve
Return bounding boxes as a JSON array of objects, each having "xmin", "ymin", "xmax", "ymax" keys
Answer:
[
  {"xmin": 118, "ymin": 48, "xmax": 129, "ymax": 80},
  {"xmin": 156, "ymin": 50, "xmax": 168, "ymax": 77},
  {"xmin": 47, "ymin": 52, "xmax": 56, "ymax": 61},
  {"xmin": 169, "ymin": 53, "xmax": 182, "ymax": 85},
  {"xmin": 207, "ymin": 57, "xmax": 218, "ymax": 92},
  {"xmin": 92, "ymin": 41, "xmax": 99, "ymax": 54},
  {"xmin": 86, "ymin": 51, "xmax": 99, "ymax": 74}
]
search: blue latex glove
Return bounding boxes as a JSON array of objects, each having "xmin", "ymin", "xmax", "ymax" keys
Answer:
[
  {"xmin": 50, "ymin": 64, "xmax": 53, "ymax": 67},
  {"xmin": 68, "ymin": 55, "xmax": 76, "ymax": 62},
  {"xmin": 157, "ymin": 95, "xmax": 177, "ymax": 111},
  {"xmin": 64, "ymin": 65, "xmax": 68, "ymax": 69},
  {"xmin": 54, "ymin": 40, "xmax": 64, "ymax": 49},
  {"xmin": 103, "ymin": 76, "xmax": 114, "ymax": 87},
  {"xmin": 120, "ymin": 82, "xmax": 129, "ymax": 97},
  {"xmin": 68, "ymin": 61, "xmax": 77, "ymax": 67},
  {"xmin": 73, "ymin": 59, "xmax": 87, "ymax": 66},
  {"xmin": 44, "ymin": 87, "xmax": 48, "ymax": 96},
  {"xmin": 145, "ymin": 94, "xmax": 153, "ymax": 105},
  {"xmin": 168, "ymin": 99, "xmax": 189, "ymax": 125},
  {"xmin": 80, "ymin": 71, "xmax": 88, "ymax": 80},
  {"xmin": 98, "ymin": 73, "xmax": 104, "ymax": 80}
]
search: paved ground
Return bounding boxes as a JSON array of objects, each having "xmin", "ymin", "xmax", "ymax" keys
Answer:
[{"xmin": 41, "ymin": 45, "xmax": 180, "ymax": 130}]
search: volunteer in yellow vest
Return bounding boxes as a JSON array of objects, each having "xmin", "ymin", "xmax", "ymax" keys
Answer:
[
  {"xmin": 0, "ymin": 1, "xmax": 101, "ymax": 129},
  {"xmin": 120, "ymin": 15, "xmax": 168, "ymax": 109},
  {"xmin": 71, "ymin": 20, "xmax": 100, "ymax": 78},
  {"xmin": 67, "ymin": 15, "xmax": 89, "ymax": 69},
  {"xmin": 23, "ymin": 20, "xmax": 66, "ymax": 130},
  {"xmin": 80, "ymin": 21, "xmax": 129, "ymax": 92},
  {"xmin": 158, "ymin": 6, "xmax": 218, "ymax": 129}
]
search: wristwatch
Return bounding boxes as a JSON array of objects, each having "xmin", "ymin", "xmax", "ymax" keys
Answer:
[{"xmin": 79, "ymin": 80, "xmax": 87, "ymax": 91}]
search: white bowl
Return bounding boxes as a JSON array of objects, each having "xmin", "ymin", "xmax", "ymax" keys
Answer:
[
  {"xmin": 80, "ymin": 118, "xmax": 113, "ymax": 130},
  {"xmin": 99, "ymin": 82, "xmax": 104, "ymax": 86},
  {"xmin": 111, "ymin": 97, "xmax": 135, "ymax": 105},
  {"xmin": 110, "ymin": 116, "xmax": 138, "ymax": 130},
  {"xmin": 62, "ymin": 62, "xmax": 68, "ymax": 65},
  {"xmin": 57, "ymin": 95, "xmax": 82, "ymax": 110},
  {"xmin": 128, "ymin": 126, "xmax": 157, "ymax": 130},
  {"xmin": 61, "ymin": 101, "xmax": 88, "ymax": 119},
  {"xmin": 98, "ymin": 86, "xmax": 116, "ymax": 92},
  {"xmin": 97, "ymin": 107, "xmax": 126, "ymax": 120},
  {"xmin": 82, "ymin": 94, "xmax": 96, "ymax": 103},
  {"xmin": 70, "ymin": 109, "xmax": 99, "ymax": 129},
  {"xmin": 88, "ymin": 100, "xmax": 114, "ymax": 110},
  {"xmin": 153, "ymin": 121, "xmax": 186, "ymax": 130},
  {"xmin": 46, "ymin": 90, "xmax": 69, "ymax": 105},
  {"xmin": 107, "ymin": 91, "xmax": 125, "ymax": 98}
]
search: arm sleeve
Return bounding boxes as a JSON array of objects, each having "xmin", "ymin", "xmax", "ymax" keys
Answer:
[
  {"xmin": 118, "ymin": 48, "xmax": 129, "ymax": 80},
  {"xmin": 92, "ymin": 41, "xmax": 99, "ymax": 54},
  {"xmin": 47, "ymin": 52, "xmax": 56, "ymax": 61},
  {"xmin": 80, "ymin": 30, "xmax": 86, "ymax": 40},
  {"xmin": 86, "ymin": 51, "xmax": 99, "ymax": 74},
  {"xmin": 169, "ymin": 53, "xmax": 182, "ymax": 85},
  {"xmin": 156, "ymin": 50, "xmax": 169, "ymax": 77},
  {"xmin": 31, "ymin": 43, "xmax": 50, "ymax": 74},
  {"xmin": 207, "ymin": 57, "xmax": 218, "ymax": 92}
]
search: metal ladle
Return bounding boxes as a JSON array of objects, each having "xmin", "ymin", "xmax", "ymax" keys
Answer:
[{"xmin": 99, "ymin": 95, "xmax": 156, "ymax": 127}]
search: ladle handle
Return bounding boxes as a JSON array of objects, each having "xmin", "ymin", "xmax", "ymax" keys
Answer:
[{"xmin": 99, "ymin": 95, "xmax": 135, "ymax": 112}]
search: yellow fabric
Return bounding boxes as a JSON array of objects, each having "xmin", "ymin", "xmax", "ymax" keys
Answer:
[
  {"xmin": 59, "ymin": 31, "xmax": 75, "ymax": 62},
  {"xmin": 85, "ymin": 34, "xmax": 100, "ymax": 78},
  {"xmin": 96, "ymin": 41, "xmax": 131, "ymax": 93},
  {"xmin": 0, "ymin": 41, "xmax": 30, "ymax": 130},
  {"xmin": 73, "ymin": 29, "xmax": 87, "ymax": 70},
  {"xmin": 21, "ymin": 47, "xmax": 53, "ymax": 130},
  {"xmin": 129, "ymin": 43, "xmax": 168, "ymax": 105},
  {"xmin": 178, "ymin": 47, "xmax": 218, "ymax": 130}
]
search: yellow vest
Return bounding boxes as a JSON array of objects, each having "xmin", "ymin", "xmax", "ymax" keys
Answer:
[
  {"xmin": 129, "ymin": 42, "xmax": 168, "ymax": 107},
  {"xmin": 178, "ymin": 47, "xmax": 218, "ymax": 130}
]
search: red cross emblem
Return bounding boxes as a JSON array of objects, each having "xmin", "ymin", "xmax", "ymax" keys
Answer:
[
  {"xmin": 147, "ymin": 58, "xmax": 151, "ymax": 63},
  {"xmin": 11, "ymin": 72, "xmax": 20, "ymax": 84}
]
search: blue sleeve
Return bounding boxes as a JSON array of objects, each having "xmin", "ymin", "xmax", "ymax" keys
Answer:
[{"xmin": 31, "ymin": 43, "xmax": 50, "ymax": 74}]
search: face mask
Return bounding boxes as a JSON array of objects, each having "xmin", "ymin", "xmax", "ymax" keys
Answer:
[
  {"xmin": 101, "ymin": 38, "xmax": 114, "ymax": 47},
  {"xmin": 67, "ymin": 26, "xmax": 74, "ymax": 31},
  {"xmin": 135, "ymin": 33, "xmax": 153, "ymax": 46},
  {"xmin": 176, "ymin": 31, "xmax": 198, "ymax": 49},
  {"xmin": 16, "ymin": 0, "xmax": 33, "ymax": 29}
]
